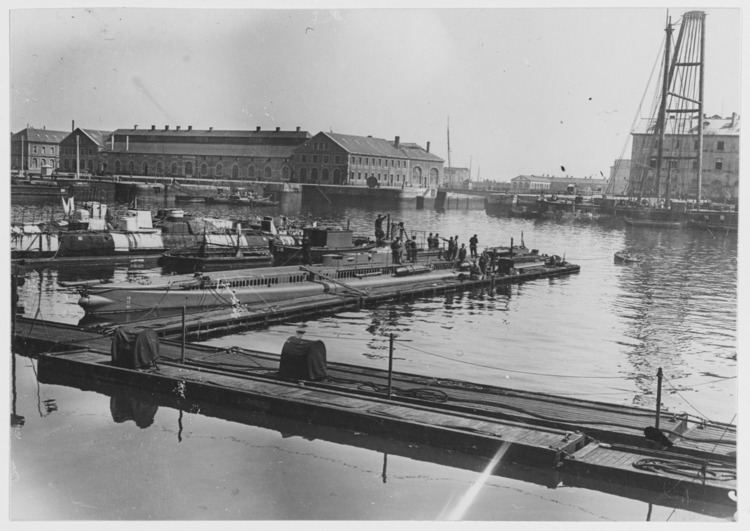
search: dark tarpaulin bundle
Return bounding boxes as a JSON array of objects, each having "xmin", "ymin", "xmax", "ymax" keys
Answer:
[
  {"xmin": 279, "ymin": 337, "xmax": 327, "ymax": 381},
  {"xmin": 111, "ymin": 326, "xmax": 160, "ymax": 370}
]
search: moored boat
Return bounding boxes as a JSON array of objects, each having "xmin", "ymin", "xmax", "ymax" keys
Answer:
[
  {"xmin": 613, "ymin": 251, "xmax": 642, "ymax": 264},
  {"xmin": 76, "ymin": 262, "xmax": 458, "ymax": 319}
]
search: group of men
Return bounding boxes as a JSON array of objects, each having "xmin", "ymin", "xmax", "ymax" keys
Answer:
[{"xmin": 390, "ymin": 235, "xmax": 418, "ymax": 264}]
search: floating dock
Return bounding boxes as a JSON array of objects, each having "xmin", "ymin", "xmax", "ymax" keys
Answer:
[{"xmin": 15, "ymin": 317, "xmax": 736, "ymax": 516}]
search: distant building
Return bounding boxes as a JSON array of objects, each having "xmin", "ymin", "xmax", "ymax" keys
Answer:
[
  {"xmin": 511, "ymin": 175, "xmax": 608, "ymax": 195},
  {"xmin": 59, "ymin": 128, "xmax": 113, "ymax": 176},
  {"xmin": 290, "ymin": 132, "xmax": 443, "ymax": 188},
  {"xmin": 444, "ymin": 167, "xmax": 470, "ymax": 189},
  {"xmin": 10, "ymin": 127, "xmax": 69, "ymax": 176},
  {"xmin": 629, "ymin": 113, "xmax": 740, "ymax": 201},
  {"xmin": 607, "ymin": 159, "xmax": 631, "ymax": 196},
  {"xmin": 98, "ymin": 125, "xmax": 310, "ymax": 181}
]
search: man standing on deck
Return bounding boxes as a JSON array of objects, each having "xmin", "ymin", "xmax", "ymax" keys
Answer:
[
  {"xmin": 391, "ymin": 237, "xmax": 402, "ymax": 264},
  {"xmin": 374, "ymin": 214, "xmax": 386, "ymax": 244},
  {"xmin": 469, "ymin": 234, "xmax": 478, "ymax": 258}
]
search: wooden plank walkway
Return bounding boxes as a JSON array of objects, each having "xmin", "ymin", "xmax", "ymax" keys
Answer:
[
  {"xmin": 564, "ymin": 441, "xmax": 736, "ymax": 508},
  {"xmin": 15, "ymin": 317, "xmax": 736, "ymax": 462},
  {"xmin": 36, "ymin": 348, "xmax": 586, "ymax": 465}
]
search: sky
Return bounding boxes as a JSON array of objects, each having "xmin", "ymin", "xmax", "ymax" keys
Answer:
[{"xmin": 7, "ymin": 3, "xmax": 743, "ymax": 182}]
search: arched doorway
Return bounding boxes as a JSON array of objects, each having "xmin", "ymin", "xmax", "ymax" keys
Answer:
[{"xmin": 412, "ymin": 166, "xmax": 423, "ymax": 186}]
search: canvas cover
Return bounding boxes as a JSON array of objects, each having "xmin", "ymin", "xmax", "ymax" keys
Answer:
[
  {"xmin": 279, "ymin": 337, "xmax": 327, "ymax": 380},
  {"xmin": 111, "ymin": 326, "xmax": 160, "ymax": 370}
]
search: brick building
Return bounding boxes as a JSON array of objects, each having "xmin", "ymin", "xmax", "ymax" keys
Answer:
[
  {"xmin": 10, "ymin": 127, "xmax": 69, "ymax": 176},
  {"xmin": 629, "ymin": 113, "xmax": 740, "ymax": 201},
  {"xmin": 290, "ymin": 132, "xmax": 443, "ymax": 188},
  {"xmin": 59, "ymin": 128, "xmax": 113, "ymax": 176},
  {"xmin": 98, "ymin": 125, "xmax": 310, "ymax": 181}
]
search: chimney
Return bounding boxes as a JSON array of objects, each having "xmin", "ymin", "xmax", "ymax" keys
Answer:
[
  {"xmin": 164, "ymin": 125, "xmax": 169, "ymax": 131},
  {"xmin": 276, "ymin": 127, "xmax": 281, "ymax": 132},
  {"xmin": 187, "ymin": 125, "xmax": 192, "ymax": 131},
  {"xmin": 111, "ymin": 134, "xmax": 114, "ymax": 150},
  {"xmin": 256, "ymin": 126, "xmax": 261, "ymax": 132},
  {"xmin": 133, "ymin": 124, "xmax": 138, "ymax": 130},
  {"xmin": 426, "ymin": 141, "xmax": 431, "ymax": 153},
  {"xmin": 394, "ymin": 136, "xmax": 400, "ymax": 148},
  {"xmin": 151, "ymin": 125, "xmax": 155, "ymax": 130},
  {"xmin": 296, "ymin": 126, "xmax": 301, "ymax": 132},
  {"xmin": 72, "ymin": 120, "xmax": 75, "ymax": 132},
  {"xmin": 176, "ymin": 125, "xmax": 181, "ymax": 131},
  {"xmin": 126, "ymin": 135, "xmax": 129, "ymax": 151},
  {"xmin": 731, "ymin": 112, "xmax": 737, "ymax": 127},
  {"xmin": 209, "ymin": 126, "xmax": 213, "ymax": 132}
]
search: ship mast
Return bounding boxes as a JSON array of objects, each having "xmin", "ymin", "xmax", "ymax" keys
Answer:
[
  {"xmin": 653, "ymin": 14, "xmax": 672, "ymax": 201},
  {"xmin": 653, "ymin": 11, "xmax": 706, "ymax": 203}
]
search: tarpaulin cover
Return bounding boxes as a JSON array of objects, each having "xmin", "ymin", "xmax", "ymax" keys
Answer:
[
  {"xmin": 111, "ymin": 326, "xmax": 160, "ymax": 369},
  {"xmin": 279, "ymin": 337, "xmax": 327, "ymax": 380}
]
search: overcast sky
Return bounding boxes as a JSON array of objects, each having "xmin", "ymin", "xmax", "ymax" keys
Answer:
[{"xmin": 8, "ymin": 4, "xmax": 742, "ymax": 181}]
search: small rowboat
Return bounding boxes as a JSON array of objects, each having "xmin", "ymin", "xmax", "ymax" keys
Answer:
[{"xmin": 614, "ymin": 251, "xmax": 641, "ymax": 264}]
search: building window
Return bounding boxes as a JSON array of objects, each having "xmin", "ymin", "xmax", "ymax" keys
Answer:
[
  {"xmin": 156, "ymin": 161, "xmax": 164, "ymax": 174},
  {"xmin": 232, "ymin": 165, "xmax": 239, "ymax": 178},
  {"xmin": 312, "ymin": 155, "xmax": 318, "ymax": 163},
  {"xmin": 301, "ymin": 155, "xmax": 306, "ymax": 163},
  {"xmin": 359, "ymin": 157, "xmax": 362, "ymax": 164},
  {"xmin": 248, "ymin": 165, "xmax": 255, "ymax": 179},
  {"xmin": 171, "ymin": 163, "xmax": 178, "ymax": 175},
  {"xmin": 300, "ymin": 168, "xmax": 307, "ymax": 181},
  {"xmin": 358, "ymin": 172, "xmax": 361, "ymax": 180},
  {"xmin": 42, "ymin": 146, "xmax": 46, "ymax": 155},
  {"xmin": 335, "ymin": 156, "xmax": 341, "ymax": 164},
  {"xmin": 128, "ymin": 161, "xmax": 134, "ymax": 173},
  {"xmin": 649, "ymin": 157, "xmax": 657, "ymax": 168},
  {"xmin": 264, "ymin": 166, "xmax": 272, "ymax": 179},
  {"xmin": 311, "ymin": 168, "xmax": 319, "ymax": 182},
  {"xmin": 323, "ymin": 155, "xmax": 329, "ymax": 164},
  {"xmin": 322, "ymin": 168, "xmax": 329, "ymax": 181},
  {"xmin": 215, "ymin": 163, "xmax": 223, "ymax": 176},
  {"xmin": 692, "ymin": 160, "xmax": 699, "ymax": 170},
  {"xmin": 185, "ymin": 162, "xmax": 193, "ymax": 175},
  {"xmin": 333, "ymin": 169, "xmax": 341, "ymax": 183},
  {"xmin": 282, "ymin": 166, "xmax": 290, "ymax": 180},
  {"xmin": 715, "ymin": 159, "xmax": 723, "ymax": 171},
  {"xmin": 143, "ymin": 162, "xmax": 149, "ymax": 175},
  {"xmin": 41, "ymin": 158, "xmax": 47, "ymax": 167},
  {"xmin": 668, "ymin": 159, "xmax": 677, "ymax": 169},
  {"xmin": 50, "ymin": 147, "xmax": 55, "ymax": 155},
  {"xmin": 32, "ymin": 146, "xmax": 37, "ymax": 154},
  {"xmin": 717, "ymin": 141, "xmax": 725, "ymax": 151},
  {"xmin": 200, "ymin": 163, "xmax": 208, "ymax": 176}
]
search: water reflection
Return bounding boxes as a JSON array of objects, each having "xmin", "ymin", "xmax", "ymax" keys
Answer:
[
  {"xmin": 110, "ymin": 393, "xmax": 158, "ymax": 429},
  {"xmin": 33, "ymin": 360, "xmax": 735, "ymax": 519}
]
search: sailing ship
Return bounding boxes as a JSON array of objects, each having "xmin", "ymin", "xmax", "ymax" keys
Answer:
[{"xmin": 613, "ymin": 11, "xmax": 737, "ymax": 230}]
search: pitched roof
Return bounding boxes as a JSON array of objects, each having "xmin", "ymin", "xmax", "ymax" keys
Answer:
[
  {"xmin": 111, "ymin": 128, "xmax": 310, "ymax": 140},
  {"xmin": 322, "ymin": 132, "xmax": 444, "ymax": 163},
  {"xmin": 13, "ymin": 127, "xmax": 69, "ymax": 143},
  {"xmin": 633, "ymin": 115, "xmax": 740, "ymax": 135},
  {"xmin": 80, "ymin": 129, "xmax": 112, "ymax": 147}
]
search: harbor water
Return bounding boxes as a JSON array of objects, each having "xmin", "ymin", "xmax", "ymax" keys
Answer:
[{"xmin": 10, "ymin": 196, "xmax": 738, "ymax": 521}]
